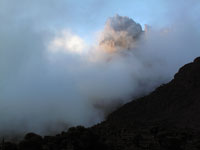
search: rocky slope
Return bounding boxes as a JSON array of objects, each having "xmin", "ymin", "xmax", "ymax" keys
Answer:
[
  {"xmin": 92, "ymin": 57, "xmax": 200, "ymax": 150},
  {"xmin": 1, "ymin": 57, "xmax": 200, "ymax": 150}
]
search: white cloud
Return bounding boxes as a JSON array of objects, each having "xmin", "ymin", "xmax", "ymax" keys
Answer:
[{"xmin": 48, "ymin": 30, "xmax": 87, "ymax": 54}]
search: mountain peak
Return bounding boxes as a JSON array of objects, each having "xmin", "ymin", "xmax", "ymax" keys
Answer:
[
  {"xmin": 173, "ymin": 57, "xmax": 200, "ymax": 89},
  {"xmin": 106, "ymin": 57, "xmax": 200, "ymax": 129}
]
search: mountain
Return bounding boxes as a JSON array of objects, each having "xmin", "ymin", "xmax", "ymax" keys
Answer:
[
  {"xmin": 92, "ymin": 57, "xmax": 200, "ymax": 150},
  {"xmin": 106, "ymin": 56, "xmax": 200, "ymax": 129},
  {"xmin": 1, "ymin": 57, "xmax": 200, "ymax": 150}
]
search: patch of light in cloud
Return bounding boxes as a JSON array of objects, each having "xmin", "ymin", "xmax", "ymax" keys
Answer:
[{"xmin": 48, "ymin": 30, "xmax": 87, "ymax": 54}]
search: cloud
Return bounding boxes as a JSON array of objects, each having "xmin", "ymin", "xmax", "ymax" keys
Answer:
[
  {"xmin": 99, "ymin": 15, "xmax": 142, "ymax": 52},
  {"xmin": 48, "ymin": 30, "xmax": 87, "ymax": 54},
  {"xmin": 0, "ymin": 0, "xmax": 200, "ymax": 137}
]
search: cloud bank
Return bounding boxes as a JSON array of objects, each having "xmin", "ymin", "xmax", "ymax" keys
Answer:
[{"xmin": 0, "ymin": 1, "xmax": 200, "ymax": 137}]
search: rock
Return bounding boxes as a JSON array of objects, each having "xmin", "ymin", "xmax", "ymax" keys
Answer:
[{"xmin": 19, "ymin": 133, "xmax": 43, "ymax": 150}]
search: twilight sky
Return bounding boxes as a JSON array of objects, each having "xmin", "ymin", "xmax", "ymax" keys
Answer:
[{"xmin": 1, "ymin": 0, "xmax": 199, "ymax": 43}]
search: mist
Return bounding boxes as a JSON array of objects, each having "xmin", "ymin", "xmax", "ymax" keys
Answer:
[{"xmin": 0, "ymin": 0, "xmax": 200, "ymax": 136}]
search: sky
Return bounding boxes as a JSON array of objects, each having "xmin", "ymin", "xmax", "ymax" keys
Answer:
[{"xmin": 2, "ymin": 0, "xmax": 198, "ymax": 42}]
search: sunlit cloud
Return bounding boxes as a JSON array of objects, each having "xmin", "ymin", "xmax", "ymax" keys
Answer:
[{"xmin": 48, "ymin": 30, "xmax": 87, "ymax": 54}]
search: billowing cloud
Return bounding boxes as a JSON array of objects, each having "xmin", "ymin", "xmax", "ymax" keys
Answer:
[{"xmin": 99, "ymin": 15, "xmax": 143, "ymax": 52}]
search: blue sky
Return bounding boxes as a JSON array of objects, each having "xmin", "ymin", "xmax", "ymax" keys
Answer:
[
  {"xmin": 0, "ymin": 0, "xmax": 199, "ymax": 42},
  {"xmin": 47, "ymin": 0, "xmax": 169, "ymax": 44},
  {"xmin": 47, "ymin": 0, "xmax": 198, "ymax": 43},
  {"xmin": 61, "ymin": 0, "xmax": 168, "ymax": 36}
]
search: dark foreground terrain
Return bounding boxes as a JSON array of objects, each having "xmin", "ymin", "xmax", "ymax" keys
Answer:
[{"xmin": 1, "ymin": 57, "xmax": 200, "ymax": 150}]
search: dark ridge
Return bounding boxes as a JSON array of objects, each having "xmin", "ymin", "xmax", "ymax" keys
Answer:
[
  {"xmin": 105, "ymin": 56, "xmax": 200, "ymax": 129},
  {"xmin": 1, "ymin": 57, "xmax": 200, "ymax": 150}
]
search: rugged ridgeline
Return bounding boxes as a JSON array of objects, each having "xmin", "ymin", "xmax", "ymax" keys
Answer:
[
  {"xmin": 92, "ymin": 57, "xmax": 200, "ymax": 150},
  {"xmin": 1, "ymin": 57, "xmax": 200, "ymax": 150}
]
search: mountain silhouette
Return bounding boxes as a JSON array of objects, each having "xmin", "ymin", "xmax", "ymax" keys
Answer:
[{"xmin": 1, "ymin": 57, "xmax": 200, "ymax": 150}]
